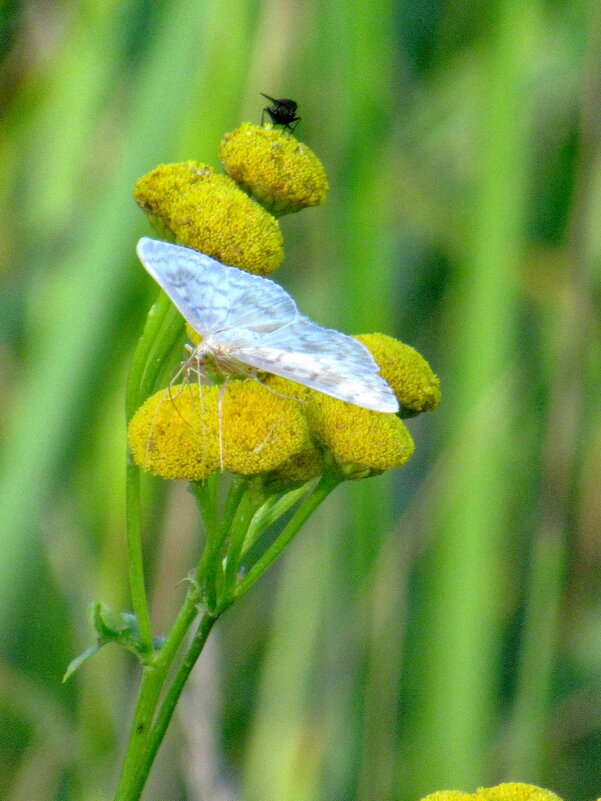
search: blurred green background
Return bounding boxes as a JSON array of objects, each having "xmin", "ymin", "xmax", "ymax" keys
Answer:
[{"xmin": 1, "ymin": 0, "xmax": 601, "ymax": 799}]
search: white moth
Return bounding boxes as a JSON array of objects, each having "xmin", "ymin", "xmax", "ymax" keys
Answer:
[{"xmin": 136, "ymin": 238, "xmax": 399, "ymax": 414}]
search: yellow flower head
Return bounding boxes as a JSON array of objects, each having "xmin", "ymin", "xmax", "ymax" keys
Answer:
[
  {"xmin": 217, "ymin": 380, "xmax": 311, "ymax": 475},
  {"xmin": 219, "ymin": 123, "xmax": 329, "ymax": 216},
  {"xmin": 263, "ymin": 444, "xmax": 325, "ymax": 491},
  {"xmin": 185, "ymin": 323, "xmax": 202, "ymax": 347},
  {"xmin": 133, "ymin": 162, "xmax": 284, "ymax": 275},
  {"xmin": 306, "ymin": 393, "xmax": 415, "ymax": 478},
  {"xmin": 421, "ymin": 783, "xmax": 562, "ymax": 801},
  {"xmin": 476, "ymin": 784, "xmax": 562, "ymax": 801},
  {"xmin": 128, "ymin": 383, "xmax": 221, "ymax": 481},
  {"xmin": 128, "ymin": 380, "xmax": 311, "ymax": 480},
  {"xmin": 356, "ymin": 333, "xmax": 441, "ymax": 417}
]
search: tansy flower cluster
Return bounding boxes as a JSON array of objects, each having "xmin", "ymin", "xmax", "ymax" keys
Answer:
[
  {"xmin": 420, "ymin": 782, "xmax": 564, "ymax": 801},
  {"xmin": 128, "ymin": 329, "xmax": 439, "ymax": 485},
  {"xmin": 130, "ymin": 120, "xmax": 440, "ymax": 487}
]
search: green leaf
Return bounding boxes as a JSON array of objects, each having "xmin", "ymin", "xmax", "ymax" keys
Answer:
[{"xmin": 62, "ymin": 644, "xmax": 102, "ymax": 683}]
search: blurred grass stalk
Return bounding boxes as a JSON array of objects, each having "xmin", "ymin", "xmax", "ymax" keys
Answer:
[
  {"xmin": 406, "ymin": 0, "xmax": 533, "ymax": 790},
  {"xmin": 0, "ymin": 0, "xmax": 258, "ymax": 797},
  {"xmin": 0, "ymin": 0, "xmax": 250, "ymax": 623},
  {"xmin": 506, "ymin": 5, "xmax": 601, "ymax": 780}
]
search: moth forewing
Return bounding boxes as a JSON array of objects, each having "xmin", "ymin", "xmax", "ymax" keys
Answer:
[{"xmin": 136, "ymin": 238, "xmax": 399, "ymax": 415}]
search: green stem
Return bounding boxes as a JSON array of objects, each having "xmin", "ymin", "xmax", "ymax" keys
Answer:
[
  {"xmin": 112, "ymin": 665, "xmax": 166, "ymax": 800},
  {"xmin": 113, "ymin": 579, "xmax": 205, "ymax": 801},
  {"xmin": 126, "ymin": 291, "xmax": 174, "ymax": 420},
  {"xmin": 118, "ymin": 477, "xmax": 227, "ymax": 798},
  {"xmin": 191, "ymin": 475, "xmax": 219, "ymax": 544},
  {"xmin": 242, "ymin": 483, "xmax": 310, "ymax": 556},
  {"xmin": 189, "ymin": 476, "xmax": 227, "ymax": 610},
  {"xmin": 235, "ymin": 470, "xmax": 342, "ymax": 600},
  {"xmin": 222, "ymin": 488, "xmax": 266, "ymax": 604},
  {"xmin": 124, "ymin": 290, "xmax": 183, "ymax": 655},
  {"xmin": 122, "ymin": 614, "xmax": 218, "ymax": 801},
  {"xmin": 117, "ymin": 290, "xmax": 193, "ymax": 797},
  {"xmin": 125, "ymin": 458, "xmax": 154, "ymax": 656},
  {"xmin": 113, "ymin": 472, "xmax": 341, "ymax": 800},
  {"xmin": 204, "ymin": 476, "xmax": 247, "ymax": 604}
]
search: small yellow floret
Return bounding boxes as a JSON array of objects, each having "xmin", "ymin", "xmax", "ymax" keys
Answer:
[
  {"xmin": 128, "ymin": 384, "xmax": 221, "ymax": 481},
  {"xmin": 129, "ymin": 380, "xmax": 312, "ymax": 479},
  {"xmin": 476, "ymin": 784, "xmax": 562, "ymax": 801},
  {"xmin": 219, "ymin": 123, "xmax": 329, "ymax": 216},
  {"xmin": 219, "ymin": 380, "xmax": 311, "ymax": 475},
  {"xmin": 185, "ymin": 323, "xmax": 202, "ymax": 347},
  {"xmin": 421, "ymin": 793, "xmax": 473, "ymax": 801},
  {"xmin": 128, "ymin": 379, "xmax": 310, "ymax": 481},
  {"xmin": 420, "ymin": 784, "xmax": 562, "ymax": 801},
  {"xmin": 133, "ymin": 162, "xmax": 215, "ymax": 234},
  {"xmin": 356, "ymin": 333, "xmax": 441, "ymax": 416},
  {"xmin": 264, "ymin": 444, "xmax": 325, "ymax": 490},
  {"xmin": 134, "ymin": 162, "xmax": 284, "ymax": 275},
  {"xmin": 306, "ymin": 394, "xmax": 414, "ymax": 477}
]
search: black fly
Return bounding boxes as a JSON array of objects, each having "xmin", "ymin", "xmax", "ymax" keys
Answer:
[{"xmin": 260, "ymin": 93, "xmax": 300, "ymax": 133}]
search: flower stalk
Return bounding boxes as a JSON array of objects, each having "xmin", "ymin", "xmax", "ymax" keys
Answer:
[
  {"xmin": 113, "ymin": 465, "xmax": 342, "ymax": 801},
  {"xmin": 123, "ymin": 289, "xmax": 183, "ymax": 659},
  {"xmin": 84, "ymin": 117, "xmax": 441, "ymax": 800}
]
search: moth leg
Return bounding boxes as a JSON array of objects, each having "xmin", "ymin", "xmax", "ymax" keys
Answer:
[
  {"xmin": 253, "ymin": 417, "xmax": 282, "ymax": 454},
  {"xmin": 246, "ymin": 368, "xmax": 307, "ymax": 405},
  {"xmin": 217, "ymin": 375, "xmax": 231, "ymax": 471}
]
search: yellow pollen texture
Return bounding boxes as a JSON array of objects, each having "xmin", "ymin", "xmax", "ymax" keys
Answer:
[
  {"xmin": 356, "ymin": 333, "xmax": 441, "ymax": 415},
  {"xmin": 263, "ymin": 373, "xmax": 312, "ymax": 402},
  {"xmin": 129, "ymin": 380, "xmax": 312, "ymax": 480},
  {"xmin": 219, "ymin": 123, "xmax": 329, "ymax": 216},
  {"xmin": 219, "ymin": 381, "xmax": 311, "ymax": 475},
  {"xmin": 128, "ymin": 384, "xmax": 221, "ymax": 481},
  {"xmin": 421, "ymin": 784, "xmax": 563, "ymax": 801},
  {"xmin": 134, "ymin": 161, "xmax": 284, "ymax": 275},
  {"xmin": 306, "ymin": 393, "xmax": 415, "ymax": 474},
  {"xmin": 264, "ymin": 443, "xmax": 325, "ymax": 489},
  {"xmin": 476, "ymin": 784, "xmax": 563, "ymax": 801}
]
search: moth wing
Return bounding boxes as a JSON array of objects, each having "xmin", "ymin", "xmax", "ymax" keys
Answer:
[
  {"xmin": 223, "ymin": 318, "xmax": 399, "ymax": 413},
  {"xmin": 136, "ymin": 238, "xmax": 299, "ymax": 337}
]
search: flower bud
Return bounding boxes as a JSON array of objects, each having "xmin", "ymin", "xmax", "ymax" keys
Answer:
[
  {"xmin": 220, "ymin": 123, "xmax": 329, "ymax": 216},
  {"xmin": 134, "ymin": 161, "xmax": 284, "ymax": 275},
  {"xmin": 356, "ymin": 333, "xmax": 441, "ymax": 417},
  {"xmin": 306, "ymin": 393, "xmax": 414, "ymax": 478}
]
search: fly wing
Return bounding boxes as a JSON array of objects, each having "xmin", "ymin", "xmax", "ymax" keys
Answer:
[
  {"xmin": 136, "ymin": 238, "xmax": 299, "ymax": 337},
  {"xmin": 220, "ymin": 318, "xmax": 399, "ymax": 413}
]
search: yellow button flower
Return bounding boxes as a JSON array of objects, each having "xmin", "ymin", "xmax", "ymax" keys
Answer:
[
  {"xmin": 263, "ymin": 443, "xmax": 325, "ymax": 491},
  {"xmin": 476, "ymin": 784, "xmax": 562, "ymax": 801},
  {"xmin": 134, "ymin": 161, "xmax": 284, "ymax": 275},
  {"xmin": 306, "ymin": 393, "xmax": 415, "ymax": 478},
  {"xmin": 217, "ymin": 380, "xmax": 311, "ymax": 475},
  {"xmin": 219, "ymin": 123, "xmax": 329, "ymax": 216},
  {"xmin": 356, "ymin": 333, "xmax": 441, "ymax": 416},
  {"xmin": 128, "ymin": 383, "xmax": 221, "ymax": 481},
  {"xmin": 421, "ymin": 783, "xmax": 562, "ymax": 801},
  {"xmin": 128, "ymin": 380, "xmax": 311, "ymax": 480}
]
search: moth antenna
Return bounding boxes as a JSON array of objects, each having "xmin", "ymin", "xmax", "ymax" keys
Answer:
[
  {"xmin": 195, "ymin": 356, "xmax": 208, "ymax": 469},
  {"xmin": 246, "ymin": 369, "xmax": 307, "ymax": 405}
]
